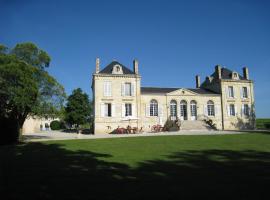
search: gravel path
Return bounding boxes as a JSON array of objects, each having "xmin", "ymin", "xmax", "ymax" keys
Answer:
[{"xmin": 22, "ymin": 130, "xmax": 246, "ymax": 142}]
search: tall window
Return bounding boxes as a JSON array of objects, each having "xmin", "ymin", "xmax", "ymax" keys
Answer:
[
  {"xmin": 228, "ymin": 86, "xmax": 234, "ymax": 98},
  {"xmin": 207, "ymin": 100, "xmax": 215, "ymax": 116},
  {"xmin": 150, "ymin": 100, "xmax": 158, "ymax": 116},
  {"xmin": 229, "ymin": 104, "xmax": 235, "ymax": 116},
  {"xmin": 125, "ymin": 103, "xmax": 132, "ymax": 116},
  {"xmin": 190, "ymin": 100, "xmax": 197, "ymax": 118},
  {"xmin": 243, "ymin": 104, "xmax": 249, "ymax": 116},
  {"xmin": 103, "ymin": 81, "xmax": 111, "ymax": 96},
  {"xmin": 104, "ymin": 103, "xmax": 112, "ymax": 117},
  {"xmin": 124, "ymin": 83, "xmax": 131, "ymax": 96},
  {"xmin": 242, "ymin": 87, "xmax": 248, "ymax": 98},
  {"xmin": 170, "ymin": 100, "xmax": 177, "ymax": 120}
]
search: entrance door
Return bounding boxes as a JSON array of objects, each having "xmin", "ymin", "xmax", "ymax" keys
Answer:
[
  {"xmin": 180, "ymin": 100, "xmax": 188, "ymax": 120},
  {"xmin": 190, "ymin": 100, "xmax": 197, "ymax": 120}
]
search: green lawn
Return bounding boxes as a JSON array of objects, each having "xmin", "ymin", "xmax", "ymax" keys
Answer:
[
  {"xmin": 256, "ymin": 118, "xmax": 270, "ymax": 129},
  {"xmin": 1, "ymin": 132, "xmax": 270, "ymax": 199}
]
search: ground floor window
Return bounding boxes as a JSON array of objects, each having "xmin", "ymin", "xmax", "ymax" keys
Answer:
[
  {"xmin": 104, "ymin": 103, "xmax": 112, "ymax": 117},
  {"xmin": 150, "ymin": 100, "xmax": 158, "ymax": 116},
  {"xmin": 243, "ymin": 104, "xmax": 249, "ymax": 116},
  {"xmin": 207, "ymin": 100, "xmax": 215, "ymax": 116},
  {"xmin": 170, "ymin": 100, "xmax": 177, "ymax": 120},
  {"xmin": 125, "ymin": 103, "xmax": 132, "ymax": 116},
  {"xmin": 229, "ymin": 104, "xmax": 235, "ymax": 116}
]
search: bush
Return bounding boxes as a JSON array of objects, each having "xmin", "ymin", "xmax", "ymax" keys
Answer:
[{"xmin": 50, "ymin": 120, "xmax": 65, "ymax": 130}]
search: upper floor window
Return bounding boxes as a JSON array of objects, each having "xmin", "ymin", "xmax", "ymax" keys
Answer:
[
  {"xmin": 228, "ymin": 86, "xmax": 234, "ymax": 98},
  {"xmin": 150, "ymin": 99, "xmax": 158, "ymax": 116},
  {"xmin": 207, "ymin": 100, "xmax": 215, "ymax": 116},
  {"xmin": 103, "ymin": 81, "xmax": 112, "ymax": 96},
  {"xmin": 124, "ymin": 83, "xmax": 131, "ymax": 96},
  {"xmin": 242, "ymin": 87, "xmax": 248, "ymax": 98}
]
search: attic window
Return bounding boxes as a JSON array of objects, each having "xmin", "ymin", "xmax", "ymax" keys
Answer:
[
  {"xmin": 232, "ymin": 72, "xmax": 239, "ymax": 80},
  {"xmin": 112, "ymin": 64, "xmax": 123, "ymax": 74}
]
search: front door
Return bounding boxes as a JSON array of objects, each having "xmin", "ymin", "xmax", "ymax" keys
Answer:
[{"xmin": 180, "ymin": 101, "xmax": 188, "ymax": 120}]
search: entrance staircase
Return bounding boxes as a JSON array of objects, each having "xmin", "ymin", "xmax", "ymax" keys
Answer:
[{"xmin": 180, "ymin": 120, "xmax": 212, "ymax": 131}]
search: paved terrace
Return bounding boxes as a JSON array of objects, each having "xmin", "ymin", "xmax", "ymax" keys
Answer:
[{"xmin": 22, "ymin": 130, "xmax": 247, "ymax": 142}]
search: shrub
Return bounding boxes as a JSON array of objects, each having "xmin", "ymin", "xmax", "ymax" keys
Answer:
[{"xmin": 50, "ymin": 120, "xmax": 65, "ymax": 130}]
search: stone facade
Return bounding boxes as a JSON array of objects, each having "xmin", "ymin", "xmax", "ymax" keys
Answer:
[{"xmin": 92, "ymin": 59, "xmax": 255, "ymax": 134}]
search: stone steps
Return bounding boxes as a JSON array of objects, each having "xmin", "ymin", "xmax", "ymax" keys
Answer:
[{"xmin": 180, "ymin": 120, "xmax": 212, "ymax": 130}]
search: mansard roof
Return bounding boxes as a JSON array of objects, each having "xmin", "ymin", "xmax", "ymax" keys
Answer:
[
  {"xmin": 99, "ymin": 61, "xmax": 135, "ymax": 74},
  {"xmin": 211, "ymin": 67, "xmax": 245, "ymax": 80},
  {"xmin": 141, "ymin": 87, "xmax": 218, "ymax": 95}
]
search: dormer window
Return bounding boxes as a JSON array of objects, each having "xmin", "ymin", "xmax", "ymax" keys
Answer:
[
  {"xmin": 112, "ymin": 64, "xmax": 123, "ymax": 74},
  {"xmin": 232, "ymin": 72, "xmax": 239, "ymax": 80}
]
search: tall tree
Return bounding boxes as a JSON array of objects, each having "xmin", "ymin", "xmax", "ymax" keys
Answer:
[
  {"xmin": 65, "ymin": 88, "xmax": 91, "ymax": 129},
  {"xmin": 0, "ymin": 43, "xmax": 65, "ymax": 144}
]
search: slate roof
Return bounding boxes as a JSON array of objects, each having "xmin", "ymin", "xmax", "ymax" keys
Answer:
[
  {"xmin": 211, "ymin": 67, "xmax": 244, "ymax": 80},
  {"xmin": 141, "ymin": 87, "xmax": 219, "ymax": 95},
  {"xmin": 99, "ymin": 61, "xmax": 135, "ymax": 74}
]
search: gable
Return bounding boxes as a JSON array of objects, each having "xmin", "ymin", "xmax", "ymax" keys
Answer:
[
  {"xmin": 167, "ymin": 88, "xmax": 197, "ymax": 96},
  {"xmin": 99, "ymin": 61, "xmax": 135, "ymax": 75}
]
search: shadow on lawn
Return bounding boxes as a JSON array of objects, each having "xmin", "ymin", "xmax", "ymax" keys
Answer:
[{"xmin": 1, "ymin": 143, "xmax": 270, "ymax": 199}]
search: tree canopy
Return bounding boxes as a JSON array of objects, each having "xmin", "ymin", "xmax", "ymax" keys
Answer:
[
  {"xmin": 0, "ymin": 42, "xmax": 65, "ymax": 144},
  {"xmin": 65, "ymin": 88, "xmax": 91, "ymax": 128}
]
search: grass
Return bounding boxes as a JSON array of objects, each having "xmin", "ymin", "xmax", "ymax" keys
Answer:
[
  {"xmin": 256, "ymin": 118, "xmax": 270, "ymax": 129},
  {"xmin": 1, "ymin": 132, "xmax": 270, "ymax": 199}
]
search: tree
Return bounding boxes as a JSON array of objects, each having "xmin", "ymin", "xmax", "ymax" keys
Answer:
[
  {"xmin": 0, "ymin": 43, "xmax": 65, "ymax": 144},
  {"xmin": 65, "ymin": 88, "xmax": 91, "ymax": 130}
]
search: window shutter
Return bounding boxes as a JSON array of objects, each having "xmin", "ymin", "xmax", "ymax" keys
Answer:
[
  {"xmin": 108, "ymin": 82, "xmax": 112, "ymax": 96},
  {"xmin": 145, "ymin": 104, "xmax": 150, "ymax": 117},
  {"xmin": 247, "ymin": 86, "xmax": 250, "ymax": 98},
  {"xmin": 241, "ymin": 104, "xmax": 244, "ymax": 117},
  {"xmin": 122, "ymin": 103, "xmax": 125, "ymax": 117},
  {"xmin": 132, "ymin": 103, "xmax": 136, "ymax": 117},
  {"xmin": 111, "ymin": 103, "xmax": 115, "ymax": 117},
  {"xmin": 100, "ymin": 103, "xmax": 105, "ymax": 117},
  {"xmin": 131, "ymin": 83, "xmax": 135, "ymax": 96},
  {"xmin": 248, "ymin": 104, "xmax": 251, "ymax": 116},
  {"xmin": 235, "ymin": 105, "xmax": 238, "ymax": 116},
  {"xmin": 233, "ymin": 87, "xmax": 236, "ymax": 98},
  {"xmin": 121, "ymin": 83, "xmax": 125, "ymax": 96},
  {"xmin": 158, "ymin": 104, "xmax": 163, "ymax": 117},
  {"xmin": 103, "ymin": 82, "xmax": 107, "ymax": 96},
  {"xmin": 227, "ymin": 105, "xmax": 230, "ymax": 116},
  {"xmin": 204, "ymin": 105, "xmax": 208, "ymax": 116},
  {"xmin": 215, "ymin": 105, "xmax": 219, "ymax": 116},
  {"xmin": 240, "ymin": 87, "xmax": 243, "ymax": 99},
  {"xmin": 226, "ymin": 87, "xmax": 229, "ymax": 98}
]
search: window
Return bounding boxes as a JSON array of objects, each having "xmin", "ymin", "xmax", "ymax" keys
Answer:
[
  {"xmin": 228, "ymin": 86, "xmax": 234, "ymax": 98},
  {"xmin": 190, "ymin": 100, "xmax": 197, "ymax": 117},
  {"xmin": 124, "ymin": 83, "xmax": 131, "ymax": 96},
  {"xmin": 103, "ymin": 81, "xmax": 111, "ymax": 96},
  {"xmin": 229, "ymin": 104, "xmax": 235, "ymax": 116},
  {"xmin": 170, "ymin": 100, "xmax": 177, "ymax": 120},
  {"xmin": 125, "ymin": 103, "xmax": 132, "ymax": 116},
  {"xmin": 104, "ymin": 103, "xmax": 112, "ymax": 117},
  {"xmin": 150, "ymin": 100, "xmax": 158, "ymax": 116},
  {"xmin": 207, "ymin": 100, "xmax": 215, "ymax": 116},
  {"xmin": 243, "ymin": 104, "xmax": 249, "ymax": 116},
  {"xmin": 242, "ymin": 87, "xmax": 248, "ymax": 98}
]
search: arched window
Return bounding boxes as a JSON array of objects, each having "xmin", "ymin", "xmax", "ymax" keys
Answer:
[
  {"xmin": 150, "ymin": 99, "xmax": 158, "ymax": 116},
  {"xmin": 180, "ymin": 100, "xmax": 188, "ymax": 120},
  {"xmin": 170, "ymin": 100, "xmax": 177, "ymax": 120},
  {"xmin": 190, "ymin": 100, "xmax": 197, "ymax": 120},
  {"xmin": 207, "ymin": 100, "xmax": 215, "ymax": 116}
]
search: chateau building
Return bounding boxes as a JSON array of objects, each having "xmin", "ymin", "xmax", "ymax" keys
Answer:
[{"xmin": 92, "ymin": 58, "xmax": 255, "ymax": 134}]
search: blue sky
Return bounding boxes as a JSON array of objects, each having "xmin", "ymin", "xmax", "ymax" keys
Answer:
[{"xmin": 1, "ymin": 0, "xmax": 270, "ymax": 117}]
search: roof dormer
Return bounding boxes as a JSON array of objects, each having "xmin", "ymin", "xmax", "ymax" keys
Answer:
[
  {"xmin": 231, "ymin": 71, "xmax": 239, "ymax": 80},
  {"xmin": 112, "ymin": 64, "xmax": 123, "ymax": 74}
]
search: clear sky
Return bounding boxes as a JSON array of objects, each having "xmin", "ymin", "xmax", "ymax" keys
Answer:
[{"xmin": 1, "ymin": 0, "xmax": 270, "ymax": 117}]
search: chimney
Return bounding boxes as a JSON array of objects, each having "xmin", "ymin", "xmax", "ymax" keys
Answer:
[
  {"xmin": 243, "ymin": 67, "xmax": 249, "ymax": 80},
  {"xmin": 95, "ymin": 58, "xmax": 100, "ymax": 73},
  {"xmin": 215, "ymin": 65, "xmax": 222, "ymax": 79},
  {"xmin": 133, "ymin": 59, "xmax": 138, "ymax": 74},
  {"xmin": 196, "ymin": 75, "xmax": 200, "ymax": 88}
]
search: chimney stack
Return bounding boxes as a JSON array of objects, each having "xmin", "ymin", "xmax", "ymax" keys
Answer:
[
  {"xmin": 196, "ymin": 75, "xmax": 200, "ymax": 88},
  {"xmin": 133, "ymin": 59, "xmax": 139, "ymax": 74},
  {"xmin": 95, "ymin": 58, "xmax": 100, "ymax": 73},
  {"xmin": 215, "ymin": 65, "xmax": 222, "ymax": 79},
  {"xmin": 243, "ymin": 67, "xmax": 249, "ymax": 80}
]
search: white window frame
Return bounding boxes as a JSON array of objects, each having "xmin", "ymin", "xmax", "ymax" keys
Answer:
[
  {"xmin": 104, "ymin": 103, "xmax": 112, "ymax": 117},
  {"xmin": 170, "ymin": 100, "xmax": 177, "ymax": 120},
  {"xmin": 124, "ymin": 83, "xmax": 132, "ymax": 96},
  {"xmin": 103, "ymin": 81, "xmax": 112, "ymax": 97},
  {"xmin": 150, "ymin": 100, "xmax": 158, "ymax": 116},
  {"xmin": 207, "ymin": 101, "xmax": 215, "ymax": 116},
  {"xmin": 125, "ymin": 103, "xmax": 132, "ymax": 116},
  {"xmin": 229, "ymin": 104, "xmax": 236, "ymax": 116},
  {"xmin": 242, "ymin": 87, "xmax": 248, "ymax": 98},
  {"xmin": 228, "ymin": 86, "xmax": 234, "ymax": 98}
]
